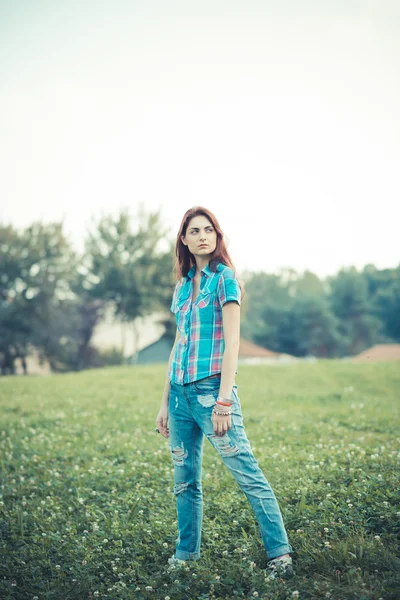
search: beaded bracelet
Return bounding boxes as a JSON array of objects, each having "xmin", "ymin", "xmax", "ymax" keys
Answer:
[
  {"xmin": 213, "ymin": 404, "xmax": 233, "ymax": 416},
  {"xmin": 212, "ymin": 407, "xmax": 232, "ymax": 416}
]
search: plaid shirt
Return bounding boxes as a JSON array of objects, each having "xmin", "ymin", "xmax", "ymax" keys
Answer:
[{"xmin": 168, "ymin": 261, "xmax": 241, "ymax": 385}]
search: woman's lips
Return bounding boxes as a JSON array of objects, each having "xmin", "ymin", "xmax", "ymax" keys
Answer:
[{"xmin": 198, "ymin": 244, "xmax": 208, "ymax": 248}]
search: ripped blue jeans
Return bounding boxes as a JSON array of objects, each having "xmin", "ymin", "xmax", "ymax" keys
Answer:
[{"xmin": 168, "ymin": 374, "xmax": 294, "ymax": 561}]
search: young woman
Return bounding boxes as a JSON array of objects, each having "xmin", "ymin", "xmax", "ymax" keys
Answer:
[{"xmin": 155, "ymin": 206, "xmax": 294, "ymax": 578}]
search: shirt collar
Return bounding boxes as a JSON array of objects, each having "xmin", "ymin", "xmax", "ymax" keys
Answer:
[{"xmin": 186, "ymin": 261, "xmax": 224, "ymax": 280}]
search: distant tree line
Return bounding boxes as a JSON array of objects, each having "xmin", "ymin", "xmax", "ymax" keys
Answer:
[
  {"xmin": 240, "ymin": 265, "xmax": 400, "ymax": 358},
  {"xmin": 0, "ymin": 207, "xmax": 399, "ymax": 374}
]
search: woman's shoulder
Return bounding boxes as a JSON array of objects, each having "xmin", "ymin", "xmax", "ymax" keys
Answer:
[{"xmin": 216, "ymin": 264, "xmax": 238, "ymax": 281}]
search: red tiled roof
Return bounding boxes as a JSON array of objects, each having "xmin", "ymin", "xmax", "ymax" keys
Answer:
[
  {"xmin": 352, "ymin": 344, "xmax": 400, "ymax": 362},
  {"xmin": 239, "ymin": 338, "xmax": 281, "ymax": 358}
]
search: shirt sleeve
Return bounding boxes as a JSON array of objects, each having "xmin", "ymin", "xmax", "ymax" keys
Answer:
[{"xmin": 217, "ymin": 268, "xmax": 241, "ymax": 308}]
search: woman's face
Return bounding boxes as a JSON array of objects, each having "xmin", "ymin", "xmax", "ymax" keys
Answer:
[{"xmin": 181, "ymin": 215, "xmax": 217, "ymax": 259}]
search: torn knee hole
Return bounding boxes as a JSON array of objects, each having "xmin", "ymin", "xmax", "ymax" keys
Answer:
[
  {"xmin": 209, "ymin": 433, "xmax": 240, "ymax": 457},
  {"xmin": 170, "ymin": 443, "xmax": 188, "ymax": 466},
  {"xmin": 174, "ymin": 482, "xmax": 188, "ymax": 495}
]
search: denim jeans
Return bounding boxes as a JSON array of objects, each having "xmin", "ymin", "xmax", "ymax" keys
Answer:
[{"xmin": 168, "ymin": 373, "xmax": 294, "ymax": 561}]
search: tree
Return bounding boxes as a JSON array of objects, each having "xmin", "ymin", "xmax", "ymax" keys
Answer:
[
  {"xmin": 290, "ymin": 295, "xmax": 343, "ymax": 357},
  {"xmin": 81, "ymin": 206, "xmax": 175, "ymax": 358},
  {"xmin": 363, "ymin": 264, "xmax": 400, "ymax": 342},
  {"xmin": 327, "ymin": 267, "xmax": 382, "ymax": 355},
  {"xmin": 241, "ymin": 271, "xmax": 294, "ymax": 353},
  {"xmin": 0, "ymin": 221, "xmax": 78, "ymax": 374}
]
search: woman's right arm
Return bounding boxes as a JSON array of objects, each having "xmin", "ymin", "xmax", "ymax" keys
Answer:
[{"xmin": 160, "ymin": 328, "xmax": 181, "ymax": 407}]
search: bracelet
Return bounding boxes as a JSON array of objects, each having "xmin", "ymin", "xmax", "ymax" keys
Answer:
[
  {"xmin": 217, "ymin": 396, "xmax": 234, "ymax": 405},
  {"xmin": 213, "ymin": 405, "xmax": 233, "ymax": 416}
]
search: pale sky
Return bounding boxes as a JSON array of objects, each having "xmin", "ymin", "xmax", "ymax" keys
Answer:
[{"xmin": 1, "ymin": 0, "xmax": 399, "ymax": 278}]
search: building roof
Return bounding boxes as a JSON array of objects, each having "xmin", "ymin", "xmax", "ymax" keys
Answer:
[
  {"xmin": 352, "ymin": 344, "xmax": 400, "ymax": 362},
  {"xmin": 239, "ymin": 338, "xmax": 281, "ymax": 358}
]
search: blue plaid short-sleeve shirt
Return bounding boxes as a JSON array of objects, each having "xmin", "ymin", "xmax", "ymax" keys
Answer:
[{"xmin": 168, "ymin": 261, "xmax": 241, "ymax": 385}]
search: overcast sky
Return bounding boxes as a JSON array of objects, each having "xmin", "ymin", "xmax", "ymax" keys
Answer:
[{"xmin": 1, "ymin": 0, "xmax": 399, "ymax": 278}]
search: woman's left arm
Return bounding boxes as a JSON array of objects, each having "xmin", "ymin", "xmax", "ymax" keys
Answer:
[{"xmin": 218, "ymin": 301, "xmax": 241, "ymax": 400}]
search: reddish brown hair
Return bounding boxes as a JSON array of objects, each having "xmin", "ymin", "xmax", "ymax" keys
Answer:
[{"xmin": 172, "ymin": 206, "xmax": 245, "ymax": 300}]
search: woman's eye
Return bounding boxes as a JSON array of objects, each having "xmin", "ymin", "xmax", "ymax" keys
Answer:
[{"xmin": 190, "ymin": 228, "xmax": 213, "ymax": 234}]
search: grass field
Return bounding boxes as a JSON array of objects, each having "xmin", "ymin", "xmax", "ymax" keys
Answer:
[{"xmin": 0, "ymin": 361, "xmax": 399, "ymax": 600}]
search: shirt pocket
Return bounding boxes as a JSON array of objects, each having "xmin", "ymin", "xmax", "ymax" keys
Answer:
[
  {"xmin": 173, "ymin": 295, "xmax": 190, "ymax": 329},
  {"xmin": 196, "ymin": 292, "xmax": 216, "ymax": 323}
]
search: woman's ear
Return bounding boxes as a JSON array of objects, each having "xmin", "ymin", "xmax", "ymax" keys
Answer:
[{"xmin": 181, "ymin": 235, "xmax": 187, "ymax": 246}]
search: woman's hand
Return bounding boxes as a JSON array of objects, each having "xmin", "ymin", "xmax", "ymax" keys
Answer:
[
  {"xmin": 156, "ymin": 405, "xmax": 169, "ymax": 438},
  {"xmin": 211, "ymin": 411, "xmax": 232, "ymax": 437}
]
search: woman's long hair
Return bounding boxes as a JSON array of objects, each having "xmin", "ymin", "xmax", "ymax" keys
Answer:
[{"xmin": 172, "ymin": 206, "xmax": 245, "ymax": 300}]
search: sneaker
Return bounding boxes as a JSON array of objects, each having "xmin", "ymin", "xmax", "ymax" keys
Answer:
[
  {"xmin": 266, "ymin": 555, "xmax": 294, "ymax": 579},
  {"xmin": 167, "ymin": 555, "xmax": 187, "ymax": 571}
]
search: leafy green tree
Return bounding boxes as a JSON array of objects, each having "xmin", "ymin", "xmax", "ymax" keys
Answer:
[
  {"xmin": 81, "ymin": 206, "xmax": 175, "ymax": 356},
  {"xmin": 363, "ymin": 264, "xmax": 400, "ymax": 342},
  {"xmin": 0, "ymin": 221, "xmax": 78, "ymax": 374},
  {"xmin": 241, "ymin": 269, "xmax": 354, "ymax": 357},
  {"xmin": 290, "ymin": 295, "xmax": 343, "ymax": 357},
  {"xmin": 241, "ymin": 271, "xmax": 294, "ymax": 353},
  {"xmin": 327, "ymin": 267, "xmax": 382, "ymax": 355},
  {"xmin": 293, "ymin": 269, "xmax": 327, "ymax": 297}
]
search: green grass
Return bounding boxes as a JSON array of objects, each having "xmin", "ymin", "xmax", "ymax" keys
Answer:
[{"xmin": 0, "ymin": 361, "xmax": 399, "ymax": 600}]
